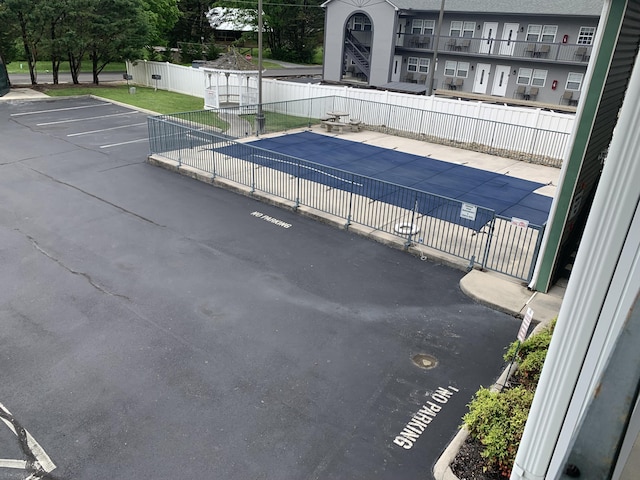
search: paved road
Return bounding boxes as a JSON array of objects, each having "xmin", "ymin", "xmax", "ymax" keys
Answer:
[
  {"xmin": 0, "ymin": 97, "xmax": 518, "ymax": 479},
  {"xmin": 8, "ymin": 65, "xmax": 323, "ymax": 86}
]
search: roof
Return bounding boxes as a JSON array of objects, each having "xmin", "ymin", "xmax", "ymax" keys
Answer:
[
  {"xmin": 324, "ymin": 0, "xmax": 604, "ymax": 17},
  {"xmin": 200, "ymin": 48, "xmax": 258, "ymax": 72},
  {"xmin": 207, "ymin": 7, "xmax": 255, "ymax": 32}
]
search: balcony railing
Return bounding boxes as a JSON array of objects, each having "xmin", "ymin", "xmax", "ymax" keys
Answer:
[{"xmin": 397, "ymin": 34, "xmax": 592, "ymax": 64}]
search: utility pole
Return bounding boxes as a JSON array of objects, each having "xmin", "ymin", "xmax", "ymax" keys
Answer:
[
  {"xmin": 426, "ymin": 0, "xmax": 445, "ymax": 96},
  {"xmin": 256, "ymin": 0, "xmax": 265, "ymax": 134}
]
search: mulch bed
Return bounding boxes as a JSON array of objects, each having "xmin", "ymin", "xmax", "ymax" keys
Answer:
[{"xmin": 450, "ymin": 436, "xmax": 506, "ymax": 480}]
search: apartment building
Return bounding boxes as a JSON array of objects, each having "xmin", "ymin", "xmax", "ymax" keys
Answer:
[{"xmin": 322, "ymin": 0, "xmax": 604, "ymax": 105}]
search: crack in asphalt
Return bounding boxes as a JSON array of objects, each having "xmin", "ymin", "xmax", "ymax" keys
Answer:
[
  {"xmin": 22, "ymin": 231, "xmax": 131, "ymax": 301},
  {"xmin": 0, "ymin": 404, "xmax": 58, "ymax": 479},
  {"xmin": 24, "ymin": 165, "xmax": 165, "ymax": 228}
]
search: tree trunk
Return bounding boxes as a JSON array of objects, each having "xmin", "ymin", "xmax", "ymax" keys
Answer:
[
  {"xmin": 68, "ymin": 52, "xmax": 80, "ymax": 84},
  {"xmin": 17, "ymin": 12, "xmax": 37, "ymax": 85},
  {"xmin": 52, "ymin": 59, "xmax": 60, "ymax": 84},
  {"xmin": 51, "ymin": 22, "xmax": 58, "ymax": 84},
  {"xmin": 92, "ymin": 49, "xmax": 99, "ymax": 85}
]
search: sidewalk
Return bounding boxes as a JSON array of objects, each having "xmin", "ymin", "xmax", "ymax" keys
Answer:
[{"xmin": 0, "ymin": 87, "xmax": 49, "ymax": 101}]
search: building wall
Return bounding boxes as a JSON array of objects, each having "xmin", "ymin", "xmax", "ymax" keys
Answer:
[
  {"xmin": 324, "ymin": 1, "xmax": 598, "ymax": 104},
  {"xmin": 323, "ymin": 2, "xmax": 397, "ymax": 85},
  {"xmin": 396, "ymin": 13, "xmax": 598, "ymax": 103}
]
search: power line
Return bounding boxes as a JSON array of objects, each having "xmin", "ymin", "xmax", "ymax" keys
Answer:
[{"xmin": 216, "ymin": 0, "xmax": 324, "ymax": 8}]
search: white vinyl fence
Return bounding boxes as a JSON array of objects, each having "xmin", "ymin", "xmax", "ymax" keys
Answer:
[{"xmin": 127, "ymin": 60, "xmax": 575, "ymax": 164}]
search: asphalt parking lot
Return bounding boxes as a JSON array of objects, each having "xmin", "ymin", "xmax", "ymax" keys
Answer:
[{"xmin": 0, "ymin": 97, "xmax": 519, "ymax": 479}]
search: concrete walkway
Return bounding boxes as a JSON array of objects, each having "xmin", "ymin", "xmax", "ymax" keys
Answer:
[{"xmin": 0, "ymin": 87, "xmax": 49, "ymax": 101}]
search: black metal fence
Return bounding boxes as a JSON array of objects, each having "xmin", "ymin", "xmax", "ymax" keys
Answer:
[
  {"xmin": 148, "ymin": 115, "xmax": 545, "ymax": 281},
  {"xmin": 164, "ymin": 96, "xmax": 569, "ymax": 167}
]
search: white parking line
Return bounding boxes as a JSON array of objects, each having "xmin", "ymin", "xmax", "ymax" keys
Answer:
[
  {"xmin": 37, "ymin": 111, "xmax": 137, "ymax": 126},
  {"xmin": 100, "ymin": 138, "xmax": 148, "ymax": 149},
  {"xmin": 0, "ymin": 459, "xmax": 28, "ymax": 469},
  {"xmin": 0, "ymin": 402, "xmax": 56, "ymax": 475},
  {"xmin": 68, "ymin": 122, "xmax": 147, "ymax": 137},
  {"xmin": 11, "ymin": 103, "xmax": 111, "ymax": 116}
]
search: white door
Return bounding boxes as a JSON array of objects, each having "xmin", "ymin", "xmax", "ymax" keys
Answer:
[
  {"xmin": 499, "ymin": 23, "xmax": 519, "ymax": 56},
  {"xmin": 479, "ymin": 22, "xmax": 498, "ymax": 54},
  {"xmin": 491, "ymin": 65, "xmax": 510, "ymax": 96},
  {"xmin": 391, "ymin": 55, "xmax": 402, "ymax": 82},
  {"xmin": 473, "ymin": 63, "xmax": 491, "ymax": 94}
]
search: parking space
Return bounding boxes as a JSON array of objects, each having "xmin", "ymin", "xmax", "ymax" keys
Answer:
[
  {"xmin": 1, "ymin": 97, "xmax": 519, "ymax": 480},
  {"xmin": 9, "ymin": 97, "xmax": 148, "ymax": 152}
]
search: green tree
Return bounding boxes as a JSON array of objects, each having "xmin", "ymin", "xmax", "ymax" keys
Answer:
[
  {"xmin": 88, "ymin": 0, "xmax": 150, "ymax": 84},
  {"xmin": 62, "ymin": 0, "xmax": 94, "ymax": 84},
  {"xmin": 3, "ymin": 0, "xmax": 48, "ymax": 84},
  {"xmin": 141, "ymin": 0, "xmax": 180, "ymax": 46},
  {"xmin": 0, "ymin": 3, "xmax": 20, "ymax": 67},
  {"xmin": 40, "ymin": 0, "xmax": 72, "ymax": 84},
  {"xmin": 216, "ymin": 0, "xmax": 324, "ymax": 63},
  {"xmin": 168, "ymin": 0, "xmax": 212, "ymax": 46},
  {"xmin": 264, "ymin": 0, "xmax": 323, "ymax": 63}
]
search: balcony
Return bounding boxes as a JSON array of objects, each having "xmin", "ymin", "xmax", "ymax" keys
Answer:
[{"xmin": 396, "ymin": 34, "xmax": 592, "ymax": 64}]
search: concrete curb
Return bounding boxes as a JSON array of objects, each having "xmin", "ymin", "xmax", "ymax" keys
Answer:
[
  {"xmin": 432, "ymin": 360, "xmax": 518, "ymax": 479},
  {"xmin": 433, "ymin": 428, "xmax": 469, "ymax": 480}
]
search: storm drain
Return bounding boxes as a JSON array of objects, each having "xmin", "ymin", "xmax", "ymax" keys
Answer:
[{"xmin": 412, "ymin": 353, "xmax": 438, "ymax": 369}]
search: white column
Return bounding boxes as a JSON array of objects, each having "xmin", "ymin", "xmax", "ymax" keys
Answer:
[{"xmin": 510, "ymin": 2, "xmax": 640, "ymax": 478}]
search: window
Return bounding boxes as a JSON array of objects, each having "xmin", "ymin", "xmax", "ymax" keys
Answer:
[
  {"xmin": 456, "ymin": 62, "xmax": 469, "ymax": 78},
  {"xmin": 517, "ymin": 68, "xmax": 533, "ymax": 85},
  {"xmin": 462, "ymin": 22, "xmax": 475, "ymax": 38},
  {"xmin": 578, "ymin": 26, "xmax": 596, "ymax": 45},
  {"xmin": 412, "ymin": 19, "xmax": 435, "ymax": 35},
  {"xmin": 408, "ymin": 57, "xmax": 429, "ymax": 73},
  {"xmin": 450, "ymin": 21, "xmax": 462, "ymax": 37},
  {"xmin": 566, "ymin": 72, "xmax": 584, "ymax": 90},
  {"xmin": 526, "ymin": 25, "xmax": 542, "ymax": 42},
  {"xmin": 541, "ymin": 25, "xmax": 557, "ymax": 42},
  {"xmin": 444, "ymin": 61, "xmax": 467, "ymax": 77},
  {"xmin": 531, "ymin": 69, "xmax": 548, "ymax": 87},
  {"xmin": 351, "ymin": 15, "xmax": 371, "ymax": 31},
  {"xmin": 527, "ymin": 24, "xmax": 556, "ymax": 42},
  {"xmin": 444, "ymin": 61, "xmax": 457, "ymax": 76}
]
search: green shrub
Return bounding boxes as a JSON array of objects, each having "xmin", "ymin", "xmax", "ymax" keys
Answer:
[
  {"xmin": 463, "ymin": 386, "xmax": 535, "ymax": 477},
  {"xmin": 311, "ymin": 47, "xmax": 324, "ymax": 65},
  {"xmin": 460, "ymin": 320, "xmax": 557, "ymax": 476},
  {"xmin": 504, "ymin": 319, "xmax": 555, "ymax": 389}
]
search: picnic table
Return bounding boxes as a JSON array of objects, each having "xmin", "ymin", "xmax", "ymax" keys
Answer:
[{"xmin": 320, "ymin": 111, "xmax": 362, "ymax": 133}]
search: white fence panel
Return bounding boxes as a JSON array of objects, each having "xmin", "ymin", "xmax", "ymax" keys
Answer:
[{"xmin": 128, "ymin": 60, "xmax": 574, "ymax": 163}]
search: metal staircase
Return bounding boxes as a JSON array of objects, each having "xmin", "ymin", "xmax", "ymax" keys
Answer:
[{"xmin": 344, "ymin": 30, "xmax": 370, "ymax": 81}]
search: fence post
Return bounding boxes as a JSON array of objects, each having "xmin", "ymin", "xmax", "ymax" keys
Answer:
[
  {"xmin": 405, "ymin": 193, "xmax": 419, "ymax": 249},
  {"xmin": 480, "ymin": 214, "xmax": 496, "ymax": 270},
  {"xmin": 345, "ymin": 173, "xmax": 354, "ymax": 229},
  {"xmin": 211, "ymin": 147, "xmax": 217, "ymax": 179},
  {"xmin": 250, "ymin": 152, "xmax": 256, "ymax": 193},
  {"xmin": 295, "ymin": 159, "xmax": 301, "ymax": 209},
  {"xmin": 526, "ymin": 223, "xmax": 546, "ymax": 282}
]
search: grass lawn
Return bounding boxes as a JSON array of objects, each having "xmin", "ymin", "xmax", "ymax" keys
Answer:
[
  {"xmin": 240, "ymin": 111, "xmax": 316, "ymax": 134},
  {"xmin": 41, "ymin": 83, "xmax": 229, "ymax": 130},
  {"xmin": 43, "ymin": 84, "xmax": 201, "ymax": 113},
  {"xmin": 5, "ymin": 61, "xmax": 126, "ymax": 75}
]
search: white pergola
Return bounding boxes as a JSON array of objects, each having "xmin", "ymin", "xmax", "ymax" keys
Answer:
[{"xmin": 202, "ymin": 68, "xmax": 259, "ymax": 109}]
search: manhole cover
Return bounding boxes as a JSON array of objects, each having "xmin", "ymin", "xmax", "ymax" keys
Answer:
[{"xmin": 412, "ymin": 353, "xmax": 438, "ymax": 369}]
